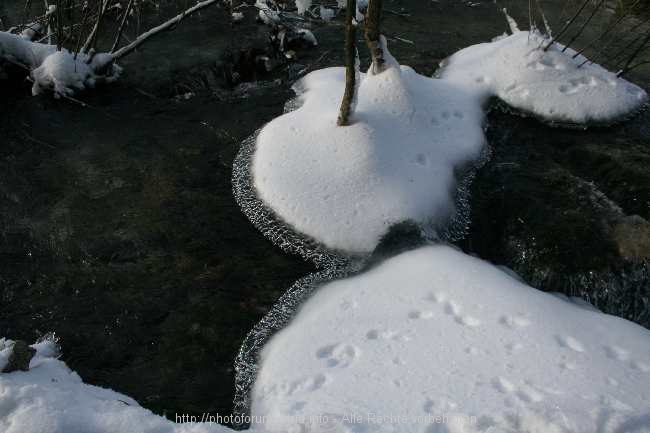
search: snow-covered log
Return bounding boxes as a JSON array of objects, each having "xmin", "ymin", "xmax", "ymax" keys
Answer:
[
  {"xmin": 0, "ymin": 0, "xmax": 222, "ymax": 98},
  {"xmin": 0, "ymin": 31, "xmax": 120, "ymax": 97}
]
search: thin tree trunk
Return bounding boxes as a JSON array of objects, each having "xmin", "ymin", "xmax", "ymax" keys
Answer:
[
  {"xmin": 337, "ymin": 0, "xmax": 357, "ymax": 126},
  {"xmin": 365, "ymin": 0, "xmax": 385, "ymax": 74}
]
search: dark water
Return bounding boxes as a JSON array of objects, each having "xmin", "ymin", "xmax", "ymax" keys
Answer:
[{"xmin": 1, "ymin": 0, "xmax": 649, "ymax": 424}]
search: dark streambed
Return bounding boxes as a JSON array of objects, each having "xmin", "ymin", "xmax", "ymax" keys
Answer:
[{"xmin": 1, "ymin": 0, "xmax": 649, "ymax": 424}]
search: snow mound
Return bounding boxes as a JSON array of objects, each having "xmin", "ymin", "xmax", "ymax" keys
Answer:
[
  {"xmin": 0, "ymin": 339, "xmax": 236, "ymax": 433},
  {"xmin": 252, "ymin": 245, "xmax": 650, "ymax": 433},
  {"xmin": 296, "ymin": 0, "xmax": 312, "ymax": 15},
  {"xmin": 439, "ymin": 31, "xmax": 648, "ymax": 124},
  {"xmin": 250, "ymin": 65, "xmax": 485, "ymax": 254}
]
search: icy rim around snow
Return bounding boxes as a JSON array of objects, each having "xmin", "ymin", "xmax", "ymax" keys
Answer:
[
  {"xmin": 438, "ymin": 30, "xmax": 648, "ymax": 125},
  {"xmin": 233, "ymin": 127, "xmax": 353, "ymax": 269},
  {"xmin": 250, "ymin": 245, "xmax": 650, "ymax": 433},
  {"xmin": 232, "ymin": 87, "xmax": 489, "ymax": 268},
  {"xmin": 231, "ymin": 264, "xmax": 360, "ymax": 427}
]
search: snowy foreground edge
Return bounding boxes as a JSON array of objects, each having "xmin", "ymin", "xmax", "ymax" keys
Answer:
[
  {"xmin": 252, "ymin": 245, "xmax": 650, "ymax": 433},
  {"xmin": 0, "ymin": 340, "xmax": 237, "ymax": 433}
]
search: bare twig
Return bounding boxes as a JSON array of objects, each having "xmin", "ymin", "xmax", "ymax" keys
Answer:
[
  {"xmin": 544, "ymin": 0, "xmax": 591, "ymax": 51},
  {"xmin": 296, "ymin": 49, "xmax": 331, "ymax": 78},
  {"xmin": 573, "ymin": 14, "xmax": 629, "ymax": 59},
  {"xmin": 110, "ymin": 0, "xmax": 134, "ymax": 52},
  {"xmin": 561, "ymin": 0, "xmax": 607, "ymax": 53},
  {"xmin": 535, "ymin": 0, "xmax": 552, "ymax": 36},
  {"xmin": 618, "ymin": 31, "xmax": 650, "ymax": 76},
  {"xmin": 82, "ymin": 0, "xmax": 109, "ymax": 53},
  {"xmin": 622, "ymin": 59, "xmax": 650, "ymax": 73}
]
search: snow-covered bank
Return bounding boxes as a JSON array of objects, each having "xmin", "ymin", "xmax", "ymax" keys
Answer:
[
  {"xmin": 252, "ymin": 245, "xmax": 650, "ymax": 433},
  {"xmin": 249, "ymin": 62, "xmax": 485, "ymax": 255},
  {"xmin": 243, "ymin": 28, "xmax": 647, "ymax": 258},
  {"xmin": 0, "ymin": 339, "xmax": 236, "ymax": 433},
  {"xmin": 439, "ymin": 31, "xmax": 648, "ymax": 124},
  {"xmin": 0, "ymin": 31, "xmax": 121, "ymax": 97}
]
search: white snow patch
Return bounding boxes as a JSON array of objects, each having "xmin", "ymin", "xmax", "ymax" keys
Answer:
[
  {"xmin": 338, "ymin": 0, "xmax": 368, "ymax": 8},
  {"xmin": 0, "ymin": 340, "xmax": 238, "ymax": 433},
  {"xmin": 256, "ymin": 0, "xmax": 280, "ymax": 25},
  {"xmin": 439, "ymin": 30, "xmax": 647, "ymax": 123},
  {"xmin": 0, "ymin": 338, "xmax": 13, "ymax": 372},
  {"xmin": 319, "ymin": 6, "xmax": 335, "ymax": 21},
  {"xmin": 296, "ymin": 0, "xmax": 312, "ymax": 15},
  {"xmin": 252, "ymin": 63, "xmax": 485, "ymax": 253},
  {"xmin": 252, "ymin": 245, "xmax": 650, "ymax": 433}
]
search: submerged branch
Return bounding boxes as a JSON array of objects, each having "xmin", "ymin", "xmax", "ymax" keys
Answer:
[
  {"xmin": 561, "ymin": 0, "xmax": 606, "ymax": 53},
  {"xmin": 544, "ymin": 0, "xmax": 591, "ymax": 51}
]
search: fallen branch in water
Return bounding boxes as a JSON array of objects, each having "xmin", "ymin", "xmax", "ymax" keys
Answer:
[{"xmin": 111, "ymin": 0, "xmax": 221, "ymax": 60}]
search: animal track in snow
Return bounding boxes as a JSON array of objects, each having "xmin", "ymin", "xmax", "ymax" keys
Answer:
[
  {"xmin": 366, "ymin": 329, "xmax": 409, "ymax": 341},
  {"xmin": 556, "ymin": 335, "xmax": 586, "ymax": 353},
  {"xmin": 499, "ymin": 315, "xmax": 531, "ymax": 329},
  {"xmin": 316, "ymin": 343, "xmax": 360, "ymax": 368},
  {"xmin": 415, "ymin": 153, "xmax": 428, "ymax": 166},
  {"xmin": 274, "ymin": 373, "xmax": 331, "ymax": 396},
  {"xmin": 444, "ymin": 301, "xmax": 461, "ymax": 316},
  {"xmin": 559, "ymin": 361, "xmax": 577, "ymax": 371},
  {"xmin": 456, "ymin": 315, "xmax": 481, "ymax": 327},
  {"xmin": 631, "ymin": 361, "xmax": 650, "ymax": 372},
  {"xmin": 492, "ymin": 377, "xmax": 546, "ymax": 404},
  {"xmin": 505, "ymin": 342, "xmax": 524, "ymax": 353},
  {"xmin": 492, "ymin": 376, "xmax": 515, "ymax": 394},
  {"xmin": 558, "ymin": 76, "xmax": 598, "ymax": 95},
  {"xmin": 409, "ymin": 310, "xmax": 434, "ymax": 320},
  {"xmin": 426, "ymin": 292, "xmax": 446, "ymax": 304},
  {"xmin": 516, "ymin": 386, "xmax": 544, "ymax": 403},
  {"xmin": 604, "ymin": 345, "xmax": 629, "ymax": 361}
]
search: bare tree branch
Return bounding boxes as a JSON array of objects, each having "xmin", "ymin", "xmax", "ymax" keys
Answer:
[{"xmin": 111, "ymin": 0, "xmax": 220, "ymax": 60}]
